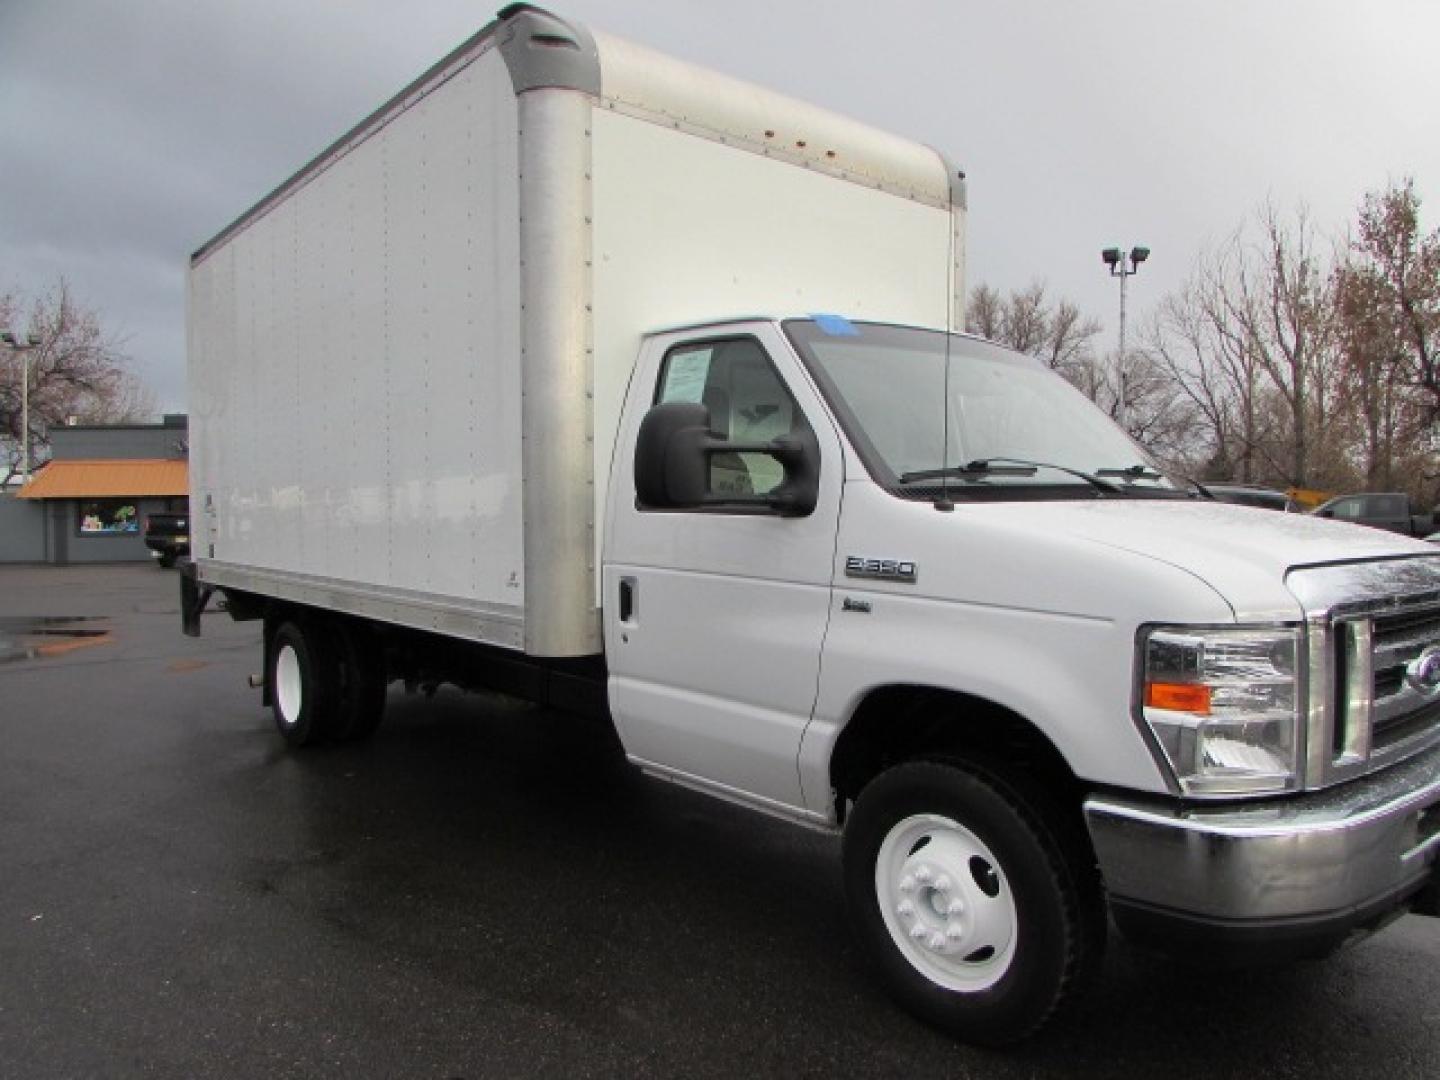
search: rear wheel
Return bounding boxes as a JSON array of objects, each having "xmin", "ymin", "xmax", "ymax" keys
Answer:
[
  {"xmin": 331, "ymin": 619, "xmax": 387, "ymax": 742},
  {"xmin": 842, "ymin": 760, "xmax": 1103, "ymax": 1045},
  {"xmin": 269, "ymin": 620, "xmax": 339, "ymax": 746}
]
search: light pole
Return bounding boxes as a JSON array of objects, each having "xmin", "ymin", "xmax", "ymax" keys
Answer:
[
  {"xmin": 1, "ymin": 330, "xmax": 43, "ymax": 485},
  {"xmin": 1101, "ymin": 245, "xmax": 1150, "ymax": 430}
]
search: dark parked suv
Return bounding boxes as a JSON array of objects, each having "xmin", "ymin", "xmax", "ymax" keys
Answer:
[
  {"xmin": 143, "ymin": 512, "xmax": 190, "ymax": 569},
  {"xmin": 1311, "ymin": 492, "xmax": 1435, "ymax": 537}
]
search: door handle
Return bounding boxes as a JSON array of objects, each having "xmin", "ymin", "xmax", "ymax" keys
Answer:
[{"xmin": 619, "ymin": 577, "xmax": 637, "ymax": 624}]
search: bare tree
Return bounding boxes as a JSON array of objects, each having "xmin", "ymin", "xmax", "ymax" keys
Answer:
[
  {"xmin": 966, "ymin": 279, "xmax": 1102, "ymax": 380},
  {"xmin": 0, "ymin": 279, "xmax": 156, "ymax": 484},
  {"xmin": 1335, "ymin": 258, "xmax": 1407, "ymax": 488},
  {"xmin": 966, "ymin": 283, "xmax": 1004, "ymax": 342},
  {"xmin": 1114, "ymin": 347, "xmax": 1204, "ymax": 467},
  {"xmin": 1127, "ymin": 188, "xmax": 1439, "ymax": 501},
  {"xmin": 964, "ymin": 279, "xmax": 1197, "ymax": 462},
  {"xmin": 1044, "ymin": 299, "xmax": 1102, "ymax": 378},
  {"xmin": 1330, "ymin": 180, "xmax": 1440, "ymax": 498},
  {"xmin": 1147, "ymin": 243, "xmax": 1270, "ymax": 482},
  {"xmin": 1154, "ymin": 204, "xmax": 1344, "ymax": 490},
  {"xmin": 1227, "ymin": 203, "xmax": 1345, "ymax": 488},
  {"xmin": 1000, "ymin": 282, "xmax": 1050, "ymax": 355},
  {"xmin": 1347, "ymin": 178, "xmax": 1440, "ymax": 427}
]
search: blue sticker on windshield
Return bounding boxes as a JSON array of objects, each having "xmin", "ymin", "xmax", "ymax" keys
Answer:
[{"xmin": 810, "ymin": 312, "xmax": 859, "ymax": 336}]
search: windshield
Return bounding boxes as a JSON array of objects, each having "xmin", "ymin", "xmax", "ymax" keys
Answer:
[{"xmin": 784, "ymin": 319, "xmax": 1181, "ymax": 498}]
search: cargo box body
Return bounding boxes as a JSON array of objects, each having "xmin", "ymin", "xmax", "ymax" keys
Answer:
[{"xmin": 188, "ymin": 6, "xmax": 963, "ymax": 657}]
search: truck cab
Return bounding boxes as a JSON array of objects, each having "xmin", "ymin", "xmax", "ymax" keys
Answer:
[{"xmin": 603, "ymin": 314, "xmax": 1440, "ymax": 1039}]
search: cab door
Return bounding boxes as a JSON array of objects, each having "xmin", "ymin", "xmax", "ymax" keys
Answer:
[{"xmin": 602, "ymin": 323, "xmax": 843, "ymax": 813}]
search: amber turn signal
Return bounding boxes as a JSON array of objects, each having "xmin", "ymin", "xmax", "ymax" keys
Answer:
[{"xmin": 1144, "ymin": 681, "xmax": 1212, "ymax": 714}]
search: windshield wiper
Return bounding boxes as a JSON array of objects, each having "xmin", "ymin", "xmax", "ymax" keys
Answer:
[
  {"xmin": 1095, "ymin": 464, "xmax": 1165, "ymax": 482},
  {"xmin": 899, "ymin": 457, "xmax": 1121, "ymax": 494}
]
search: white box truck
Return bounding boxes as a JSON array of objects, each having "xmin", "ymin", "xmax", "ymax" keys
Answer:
[{"xmin": 184, "ymin": 3, "xmax": 1440, "ymax": 1044}]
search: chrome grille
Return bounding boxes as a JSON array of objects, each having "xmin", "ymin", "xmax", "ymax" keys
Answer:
[
  {"xmin": 1288, "ymin": 557, "xmax": 1440, "ymax": 789},
  {"xmin": 1331, "ymin": 601, "xmax": 1440, "ymax": 766},
  {"xmin": 1369, "ymin": 606, "xmax": 1440, "ymax": 751}
]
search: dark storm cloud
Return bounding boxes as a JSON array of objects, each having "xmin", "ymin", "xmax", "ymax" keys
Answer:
[
  {"xmin": 0, "ymin": 0, "xmax": 420, "ymax": 407},
  {"xmin": 2, "ymin": 0, "xmax": 1438, "ymax": 412}
]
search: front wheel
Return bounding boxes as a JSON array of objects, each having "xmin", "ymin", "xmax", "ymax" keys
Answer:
[{"xmin": 842, "ymin": 760, "xmax": 1103, "ymax": 1045}]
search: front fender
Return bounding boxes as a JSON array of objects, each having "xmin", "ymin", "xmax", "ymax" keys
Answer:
[{"xmin": 799, "ymin": 587, "xmax": 1213, "ymax": 817}]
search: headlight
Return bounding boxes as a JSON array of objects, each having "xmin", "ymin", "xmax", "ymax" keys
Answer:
[{"xmin": 1140, "ymin": 626, "xmax": 1302, "ymax": 796}]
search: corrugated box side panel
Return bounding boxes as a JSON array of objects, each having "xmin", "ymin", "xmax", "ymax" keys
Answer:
[{"xmin": 189, "ymin": 46, "xmax": 526, "ymax": 646}]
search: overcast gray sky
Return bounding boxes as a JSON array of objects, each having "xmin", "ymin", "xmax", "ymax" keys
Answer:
[{"xmin": 2, "ymin": 0, "xmax": 1437, "ymax": 412}]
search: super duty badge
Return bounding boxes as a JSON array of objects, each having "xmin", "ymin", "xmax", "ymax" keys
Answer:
[{"xmin": 845, "ymin": 556, "xmax": 918, "ymax": 583}]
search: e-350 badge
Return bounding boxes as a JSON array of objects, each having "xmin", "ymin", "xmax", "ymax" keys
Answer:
[{"xmin": 845, "ymin": 556, "xmax": 918, "ymax": 583}]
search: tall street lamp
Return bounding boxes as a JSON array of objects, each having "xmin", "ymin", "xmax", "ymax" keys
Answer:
[
  {"xmin": 1, "ymin": 330, "xmax": 43, "ymax": 485},
  {"xmin": 1101, "ymin": 245, "xmax": 1150, "ymax": 430}
]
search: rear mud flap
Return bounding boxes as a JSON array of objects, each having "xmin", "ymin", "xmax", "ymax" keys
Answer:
[{"xmin": 180, "ymin": 562, "xmax": 214, "ymax": 638}]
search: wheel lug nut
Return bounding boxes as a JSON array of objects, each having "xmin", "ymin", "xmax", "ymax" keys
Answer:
[
  {"xmin": 896, "ymin": 900, "xmax": 915, "ymax": 919},
  {"xmin": 934, "ymin": 874, "xmax": 952, "ymax": 892},
  {"xmin": 946, "ymin": 899, "xmax": 964, "ymax": 916},
  {"xmin": 928, "ymin": 932, "xmax": 947, "ymax": 950},
  {"xmin": 946, "ymin": 924, "xmax": 964, "ymax": 941},
  {"xmin": 898, "ymin": 875, "xmax": 916, "ymax": 893},
  {"xmin": 909, "ymin": 923, "xmax": 928, "ymax": 941},
  {"xmin": 915, "ymin": 866, "xmax": 933, "ymax": 884}
]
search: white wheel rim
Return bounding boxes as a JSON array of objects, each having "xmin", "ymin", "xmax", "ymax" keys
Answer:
[
  {"xmin": 275, "ymin": 643, "xmax": 303, "ymax": 727},
  {"xmin": 875, "ymin": 813, "xmax": 1019, "ymax": 992}
]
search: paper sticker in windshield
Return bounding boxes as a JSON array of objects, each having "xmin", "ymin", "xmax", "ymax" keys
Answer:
[{"xmin": 659, "ymin": 347, "xmax": 712, "ymax": 403}]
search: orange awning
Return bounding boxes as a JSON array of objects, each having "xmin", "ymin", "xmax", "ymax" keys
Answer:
[{"xmin": 18, "ymin": 459, "xmax": 188, "ymax": 500}]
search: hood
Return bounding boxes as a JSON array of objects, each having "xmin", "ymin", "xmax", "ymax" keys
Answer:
[{"xmin": 966, "ymin": 498, "xmax": 1437, "ymax": 621}]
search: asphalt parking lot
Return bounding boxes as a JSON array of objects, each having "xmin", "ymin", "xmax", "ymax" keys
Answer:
[{"xmin": 2, "ymin": 563, "xmax": 1439, "ymax": 1078}]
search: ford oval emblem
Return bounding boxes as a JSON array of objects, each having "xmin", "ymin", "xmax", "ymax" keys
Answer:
[{"xmin": 1405, "ymin": 645, "xmax": 1440, "ymax": 695}]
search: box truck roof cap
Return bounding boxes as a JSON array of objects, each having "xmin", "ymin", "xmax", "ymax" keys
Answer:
[{"xmin": 192, "ymin": 5, "xmax": 963, "ymax": 266}]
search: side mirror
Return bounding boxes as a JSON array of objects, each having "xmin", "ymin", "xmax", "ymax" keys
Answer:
[
  {"xmin": 634, "ymin": 402, "xmax": 710, "ymax": 508},
  {"xmin": 634, "ymin": 401, "xmax": 819, "ymax": 516}
]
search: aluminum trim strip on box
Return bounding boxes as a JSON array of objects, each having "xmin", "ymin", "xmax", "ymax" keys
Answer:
[
  {"xmin": 197, "ymin": 559, "xmax": 526, "ymax": 650},
  {"xmin": 516, "ymin": 88, "xmax": 602, "ymax": 657}
]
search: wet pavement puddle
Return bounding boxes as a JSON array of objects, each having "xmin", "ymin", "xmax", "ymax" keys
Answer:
[{"xmin": 0, "ymin": 616, "xmax": 113, "ymax": 664}]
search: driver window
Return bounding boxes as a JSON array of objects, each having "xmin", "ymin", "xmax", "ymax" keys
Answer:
[{"xmin": 656, "ymin": 338, "xmax": 811, "ymax": 498}]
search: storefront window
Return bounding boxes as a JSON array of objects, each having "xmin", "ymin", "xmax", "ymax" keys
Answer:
[{"xmin": 78, "ymin": 499, "xmax": 139, "ymax": 535}]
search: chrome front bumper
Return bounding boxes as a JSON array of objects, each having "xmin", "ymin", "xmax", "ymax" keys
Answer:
[{"xmin": 1085, "ymin": 742, "xmax": 1440, "ymax": 934}]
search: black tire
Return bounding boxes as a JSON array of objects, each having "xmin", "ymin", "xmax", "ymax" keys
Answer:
[
  {"xmin": 842, "ymin": 760, "xmax": 1104, "ymax": 1046},
  {"xmin": 268, "ymin": 619, "xmax": 340, "ymax": 746},
  {"xmin": 330, "ymin": 619, "xmax": 387, "ymax": 742},
  {"xmin": 157, "ymin": 551, "xmax": 176, "ymax": 570}
]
